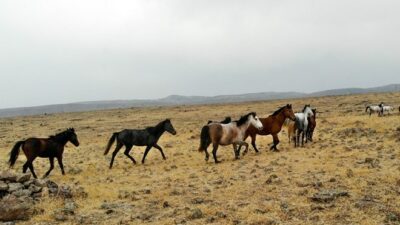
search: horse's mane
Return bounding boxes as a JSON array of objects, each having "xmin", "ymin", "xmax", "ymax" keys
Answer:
[
  {"xmin": 272, "ymin": 106, "xmax": 286, "ymax": 116},
  {"xmin": 235, "ymin": 112, "xmax": 256, "ymax": 126},
  {"xmin": 208, "ymin": 117, "xmax": 232, "ymax": 125},
  {"xmin": 49, "ymin": 128, "xmax": 74, "ymax": 141},
  {"xmin": 147, "ymin": 119, "xmax": 169, "ymax": 133},
  {"xmin": 302, "ymin": 104, "xmax": 310, "ymax": 112}
]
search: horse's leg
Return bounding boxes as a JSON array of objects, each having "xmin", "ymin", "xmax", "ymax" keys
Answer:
[
  {"xmin": 301, "ymin": 131, "xmax": 305, "ymax": 147},
  {"xmin": 270, "ymin": 133, "xmax": 280, "ymax": 151},
  {"xmin": 22, "ymin": 161, "xmax": 29, "ymax": 174},
  {"xmin": 204, "ymin": 147, "xmax": 210, "ymax": 162},
  {"xmin": 27, "ymin": 160, "xmax": 38, "ymax": 179},
  {"xmin": 240, "ymin": 142, "xmax": 249, "ymax": 157},
  {"xmin": 56, "ymin": 156, "xmax": 65, "ymax": 175},
  {"xmin": 233, "ymin": 143, "xmax": 240, "ymax": 159},
  {"xmin": 123, "ymin": 144, "xmax": 137, "ymax": 164},
  {"xmin": 153, "ymin": 144, "xmax": 166, "ymax": 160},
  {"xmin": 141, "ymin": 146, "xmax": 152, "ymax": 164},
  {"xmin": 250, "ymin": 134, "xmax": 259, "ymax": 153},
  {"xmin": 44, "ymin": 157, "xmax": 55, "ymax": 178},
  {"xmin": 109, "ymin": 142, "xmax": 123, "ymax": 169},
  {"xmin": 212, "ymin": 144, "xmax": 221, "ymax": 164}
]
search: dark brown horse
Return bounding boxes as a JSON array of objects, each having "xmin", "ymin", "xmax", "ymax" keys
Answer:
[
  {"xmin": 306, "ymin": 109, "xmax": 317, "ymax": 142},
  {"xmin": 244, "ymin": 104, "xmax": 295, "ymax": 153},
  {"xmin": 8, "ymin": 128, "xmax": 80, "ymax": 178}
]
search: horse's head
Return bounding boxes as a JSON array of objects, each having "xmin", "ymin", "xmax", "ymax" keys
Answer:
[
  {"xmin": 67, "ymin": 128, "xmax": 80, "ymax": 147},
  {"xmin": 283, "ymin": 104, "xmax": 296, "ymax": 121},
  {"xmin": 312, "ymin": 108, "xmax": 317, "ymax": 118},
  {"xmin": 303, "ymin": 104, "xmax": 314, "ymax": 117},
  {"xmin": 249, "ymin": 112, "xmax": 263, "ymax": 130},
  {"xmin": 164, "ymin": 119, "xmax": 177, "ymax": 135}
]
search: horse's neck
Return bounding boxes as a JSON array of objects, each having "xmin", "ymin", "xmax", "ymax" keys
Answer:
[
  {"xmin": 51, "ymin": 136, "xmax": 69, "ymax": 146},
  {"xmin": 237, "ymin": 121, "xmax": 251, "ymax": 134},
  {"xmin": 150, "ymin": 126, "xmax": 165, "ymax": 139},
  {"xmin": 274, "ymin": 112, "xmax": 287, "ymax": 126}
]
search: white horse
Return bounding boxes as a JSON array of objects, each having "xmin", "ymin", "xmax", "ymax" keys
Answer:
[
  {"xmin": 381, "ymin": 106, "xmax": 394, "ymax": 116},
  {"xmin": 199, "ymin": 112, "xmax": 263, "ymax": 163},
  {"xmin": 365, "ymin": 105, "xmax": 382, "ymax": 116},
  {"xmin": 294, "ymin": 105, "xmax": 314, "ymax": 147}
]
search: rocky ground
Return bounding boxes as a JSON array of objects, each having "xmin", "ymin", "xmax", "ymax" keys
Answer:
[{"xmin": 0, "ymin": 92, "xmax": 399, "ymax": 225}]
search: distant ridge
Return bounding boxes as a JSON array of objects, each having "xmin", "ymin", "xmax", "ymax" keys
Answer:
[{"xmin": 1, "ymin": 84, "xmax": 399, "ymax": 118}]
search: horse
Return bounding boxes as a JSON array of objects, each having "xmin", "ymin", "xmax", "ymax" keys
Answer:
[
  {"xmin": 294, "ymin": 105, "xmax": 314, "ymax": 147},
  {"xmin": 198, "ymin": 112, "xmax": 263, "ymax": 163},
  {"xmin": 381, "ymin": 106, "xmax": 394, "ymax": 116},
  {"xmin": 8, "ymin": 128, "xmax": 80, "ymax": 178},
  {"xmin": 306, "ymin": 109, "xmax": 317, "ymax": 142},
  {"xmin": 208, "ymin": 117, "xmax": 232, "ymax": 125},
  {"xmin": 365, "ymin": 105, "xmax": 382, "ymax": 116},
  {"xmin": 244, "ymin": 104, "xmax": 296, "ymax": 153},
  {"xmin": 104, "ymin": 119, "xmax": 177, "ymax": 169}
]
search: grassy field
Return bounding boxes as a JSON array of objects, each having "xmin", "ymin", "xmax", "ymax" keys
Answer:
[{"xmin": 1, "ymin": 92, "xmax": 400, "ymax": 225}]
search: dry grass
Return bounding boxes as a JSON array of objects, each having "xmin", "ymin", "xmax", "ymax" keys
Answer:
[{"xmin": 0, "ymin": 92, "xmax": 400, "ymax": 225}]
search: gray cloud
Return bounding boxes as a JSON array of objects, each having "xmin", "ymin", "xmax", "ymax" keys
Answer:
[{"xmin": 1, "ymin": 0, "xmax": 399, "ymax": 108}]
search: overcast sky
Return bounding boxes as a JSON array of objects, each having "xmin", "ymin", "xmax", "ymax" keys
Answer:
[{"xmin": 1, "ymin": 0, "xmax": 399, "ymax": 109}]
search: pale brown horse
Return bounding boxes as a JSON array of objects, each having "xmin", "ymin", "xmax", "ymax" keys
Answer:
[
  {"xmin": 199, "ymin": 112, "xmax": 263, "ymax": 163},
  {"xmin": 244, "ymin": 104, "xmax": 295, "ymax": 153}
]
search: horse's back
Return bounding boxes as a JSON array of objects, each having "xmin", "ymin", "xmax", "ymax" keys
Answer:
[{"xmin": 118, "ymin": 129, "xmax": 150, "ymax": 146}]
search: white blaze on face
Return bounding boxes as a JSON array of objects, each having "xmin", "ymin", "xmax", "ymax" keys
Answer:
[{"xmin": 252, "ymin": 115, "xmax": 263, "ymax": 130}]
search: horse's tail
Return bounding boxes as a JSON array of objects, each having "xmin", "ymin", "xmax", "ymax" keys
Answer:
[
  {"xmin": 9, "ymin": 141, "xmax": 24, "ymax": 167},
  {"xmin": 365, "ymin": 106, "xmax": 370, "ymax": 112},
  {"xmin": 199, "ymin": 126, "xmax": 211, "ymax": 152},
  {"xmin": 104, "ymin": 132, "xmax": 119, "ymax": 155}
]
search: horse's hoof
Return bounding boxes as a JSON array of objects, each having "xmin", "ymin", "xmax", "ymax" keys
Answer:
[{"xmin": 215, "ymin": 160, "xmax": 222, "ymax": 164}]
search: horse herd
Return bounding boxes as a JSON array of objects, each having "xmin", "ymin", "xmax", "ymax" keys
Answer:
[
  {"xmin": 365, "ymin": 103, "xmax": 399, "ymax": 116},
  {"xmin": 6, "ymin": 102, "xmax": 399, "ymax": 179}
]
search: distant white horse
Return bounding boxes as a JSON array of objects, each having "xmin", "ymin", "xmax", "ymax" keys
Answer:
[
  {"xmin": 381, "ymin": 106, "xmax": 394, "ymax": 116},
  {"xmin": 365, "ymin": 105, "xmax": 382, "ymax": 116},
  {"xmin": 294, "ymin": 105, "xmax": 314, "ymax": 147}
]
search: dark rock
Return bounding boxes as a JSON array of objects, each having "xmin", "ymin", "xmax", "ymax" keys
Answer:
[
  {"xmin": 29, "ymin": 184, "xmax": 42, "ymax": 193},
  {"xmin": 12, "ymin": 189, "xmax": 32, "ymax": 198},
  {"xmin": 0, "ymin": 171, "xmax": 17, "ymax": 182},
  {"xmin": 33, "ymin": 179, "xmax": 47, "ymax": 188},
  {"xmin": 163, "ymin": 201, "xmax": 170, "ymax": 208},
  {"xmin": 310, "ymin": 190, "xmax": 349, "ymax": 203},
  {"xmin": 46, "ymin": 180, "xmax": 59, "ymax": 194},
  {"xmin": 16, "ymin": 174, "xmax": 31, "ymax": 183},
  {"xmin": 7, "ymin": 183, "xmax": 24, "ymax": 193},
  {"xmin": 188, "ymin": 208, "xmax": 203, "ymax": 220},
  {"xmin": 58, "ymin": 185, "xmax": 73, "ymax": 199},
  {"xmin": 0, "ymin": 181, "xmax": 8, "ymax": 191},
  {"xmin": 191, "ymin": 198, "xmax": 204, "ymax": 204},
  {"xmin": 0, "ymin": 196, "xmax": 33, "ymax": 221}
]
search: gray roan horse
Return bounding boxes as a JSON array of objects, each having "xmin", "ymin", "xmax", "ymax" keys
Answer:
[
  {"xmin": 104, "ymin": 119, "xmax": 177, "ymax": 168},
  {"xmin": 198, "ymin": 112, "xmax": 263, "ymax": 163},
  {"xmin": 294, "ymin": 105, "xmax": 314, "ymax": 147}
]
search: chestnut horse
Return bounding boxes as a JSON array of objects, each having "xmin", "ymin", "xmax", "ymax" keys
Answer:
[
  {"xmin": 199, "ymin": 112, "xmax": 263, "ymax": 163},
  {"xmin": 244, "ymin": 104, "xmax": 295, "ymax": 153},
  {"xmin": 306, "ymin": 109, "xmax": 317, "ymax": 142},
  {"xmin": 8, "ymin": 128, "xmax": 80, "ymax": 178}
]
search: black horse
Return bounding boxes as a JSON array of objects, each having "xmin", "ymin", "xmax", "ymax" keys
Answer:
[
  {"xmin": 104, "ymin": 119, "xmax": 177, "ymax": 168},
  {"xmin": 8, "ymin": 128, "xmax": 80, "ymax": 178}
]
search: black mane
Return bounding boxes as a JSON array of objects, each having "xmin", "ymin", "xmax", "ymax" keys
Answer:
[
  {"xmin": 302, "ymin": 104, "xmax": 310, "ymax": 112},
  {"xmin": 272, "ymin": 106, "xmax": 286, "ymax": 116},
  {"xmin": 49, "ymin": 128, "xmax": 74, "ymax": 142},
  {"xmin": 146, "ymin": 119, "xmax": 169, "ymax": 133},
  {"xmin": 208, "ymin": 117, "xmax": 232, "ymax": 125},
  {"xmin": 236, "ymin": 112, "xmax": 256, "ymax": 126}
]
